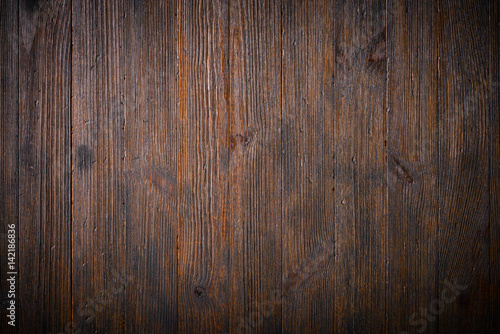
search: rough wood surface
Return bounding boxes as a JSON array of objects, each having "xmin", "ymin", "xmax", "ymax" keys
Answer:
[
  {"xmin": 387, "ymin": 0, "xmax": 439, "ymax": 333},
  {"xmin": 177, "ymin": 0, "xmax": 229, "ymax": 333},
  {"xmin": 0, "ymin": 0, "xmax": 18, "ymax": 331},
  {"xmin": 229, "ymin": 0, "xmax": 282, "ymax": 333},
  {"xmin": 333, "ymin": 0, "xmax": 388, "ymax": 332},
  {"xmin": 72, "ymin": 0, "xmax": 128, "ymax": 332},
  {"xmin": 0, "ymin": 0, "xmax": 498, "ymax": 333},
  {"xmin": 491, "ymin": 0, "xmax": 500, "ymax": 332},
  {"xmin": 437, "ymin": 1, "xmax": 490, "ymax": 332},
  {"xmin": 17, "ymin": 0, "xmax": 72, "ymax": 333},
  {"xmin": 123, "ymin": 1, "xmax": 178, "ymax": 332},
  {"xmin": 282, "ymin": 0, "xmax": 335, "ymax": 332}
]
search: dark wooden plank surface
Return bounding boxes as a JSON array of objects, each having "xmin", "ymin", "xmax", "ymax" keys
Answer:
[
  {"xmin": 333, "ymin": 0, "xmax": 388, "ymax": 332},
  {"xmin": 177, "ymin": 0, "xmax": 229, "ymax": 332},
  {"xmin": 18, "ymin": 0, "xmax": 72, "ymax": 333},
  {"xmin": 437, "ymin": 1, "xmax": 491, "ymax": 333},
  {"xmin": 0, "ymin": 0, "xmax": 18, "ymax": 333},
  {"xmin": 123, "ymin": 0, "xmax": 178, "ymax": 332},
  {"xmin": 72, "ymin": 0, "xmax": 128, "ymax": 332},
  {"xmin": 281, "ymin": 0, "xmax": 335, "ymax": 332},
  {"xmin": 491, "ymin": 0, "xmax": 500, "ymax": 332},
  {"xmin": 0, "ymin": 0, "xmax": 499, "ymax": 333},
  {"xmin": 229, "ymin": 0, "xmax": 282, "ymax": 333},
  {"xmin": 386, "ymin": 1, "xmax": 439, "ymax": 333}
]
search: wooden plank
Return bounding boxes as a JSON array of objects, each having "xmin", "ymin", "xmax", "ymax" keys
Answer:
[
  {"xmin": 281, "ymin": 0, "xmax": 335, "ymax": 332},
  {"xmin": 1, "ymin": 1, "xmax": 497, "ymax": 332},
  {"xmin": 490, "ymin": 0, "xmax": 500, "ymax": 331},
  {"xmin": 72, "ymin": 0, "xmax": 128, "ymax": 332},
  {"xmin": 0, "ymin": 0, "xmax": 18, "ymax": 332},
  {"xmin": 18, "ymin": 0, "xmax": 72, "ymax": 332},
  {"xmin": 333, "ymin": 0, "xmax": 388, "ymax": 332},
  {"xmin": 177, "ymin": 0, "xmax": 229, "ymax": 332},
  {"xmin": 123, "ymin": 0, "xmax": 179, "ymax": 333},
  {"xmin": 437, "ymin": 0, "xmax": 490, "ymax": 332},
  {"xmin": 228, "ymin": 0, "xmax": 282, "ymax": 332},
  {"xmin": 386, "ymin": 0, "xmax": 439, "ymax": 333}
]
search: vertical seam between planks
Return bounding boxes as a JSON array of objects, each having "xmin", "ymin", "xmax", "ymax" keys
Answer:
[
  {"xmin": 16, "ymin": 0, "xmax": 19, "ymax": 315},
  {"xmin": 227, "ymin": 0, "xmax": 231, "ymax": 331},
  {"xmin": 40, "ymin": 6, "xmax": 46, "ymax": 328},
  {"xmin": 123, "ymin": 0, "xmax": 126, "ymax": 327},
  {"xmin": 70, "ymin": 0, "xmax": 73, "ymax": 329},
  {"xmin": 333, "ymin": 0, "xmax": 337, "ymax": 330},
  {"xmin": 488, "ymin": 0, "xmax": 492, "ymax": 330},
  {"xmin": 384, "ymin": 0, "xmax": 389, "ymax": 333},
  {"xmin": 436, "ymin": 0, "xmax": 441, "ymax": 331},
  {"xmin": 306, "ymin": 0, "xmax": 309, "ymax": 267},
  {"xmin": 280, "ymin": 0, "xmax": 284, "ymax": 331},
  {"xmin": 16, "ymin": 0, "xmax": 21, "ymax": 328},
  {"xmin": 175, "ymin": 0, "xmax": 181, "ymax": 330}
]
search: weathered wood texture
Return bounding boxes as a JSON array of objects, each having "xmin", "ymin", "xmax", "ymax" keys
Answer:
[
  {"xmin": 0, "ymin": 0, "xmax": 498, "ymax": 333},
  {"xmin": 387, "ymin": 1, "xmax": 439, "ymax": 333},
  {"xmin": 0, "ymin": 0, "xmax": 18, "ymax": 329},
  {"xmin": 177, "ymin": 0, "xmax": 229, "ymax": 333},
  {"xmin": 333, "ymin": 0, "xmax": 388, "ymax": 332},
  {"xmin": 72, "ymin": 1, "xmax": 128, "ymax": 333},
  {"xmin": 437, "ymin": 1, "xmax": 491, "ymax": 333},
  {"xmin": 491, "ymin": 0, "xmax": 500, "ymax": 333},
  {"xmin": 18, "ymin": 0, "xmax": 72, "ymax": 333},
  {"xmin": 229, "ymin": 0, "xmax": 282, "ymax": 333},
  {"xmin": 123, "ymin": 0, "xmax": 178, "ymax": 332},
  {"xmin": 282, "ymin": 0, "xmax": 335, "ymax": 332}
]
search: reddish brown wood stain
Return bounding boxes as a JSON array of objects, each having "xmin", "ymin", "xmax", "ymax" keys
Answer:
[{"xmin": 0, "ymin": 0, "xmax": 498, "ymax": 333}]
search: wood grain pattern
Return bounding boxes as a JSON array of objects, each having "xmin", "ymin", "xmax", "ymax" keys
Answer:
[
  {"xmin": 282, "ymin": 0, "xmax": 335, "ymax": 332},
  {"xmin": 0, "ymin": 0, "xmax": 498, "ymax": 333},
  {"xmin": 18, "ymin": 0, "xmax": 72, "ymax": 333},
  {"xmin": 177, "ymin": 0, "xmax": 229, "ymax": 332},
  {"xmin": 72, "ymin": 0, "xmax": 128, "ymax": 332},
  {"xmin": 490, "ymin": 0, "xmax": 500, "ymax": 332},
  {"xmin": 229, "ymin": 0, "xmax": 282, "ymax": 333},
  {"xmin": 333, "ymin": 0, "xmax": 388, "ymax": 332},
  {"xmin": 437, "ymin": 1, "xmax": 490, "ymax": 332},
  {"xmin": 387, "ymin": 1, "xmax": 439, "ymax": 333},
  {"xmin": 0, "ymin": 0, "xmax": 18, "ymax": 333},
  {"xmin": 123, "ymin": 0, "xmax": 178, "ymax": 332}
]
